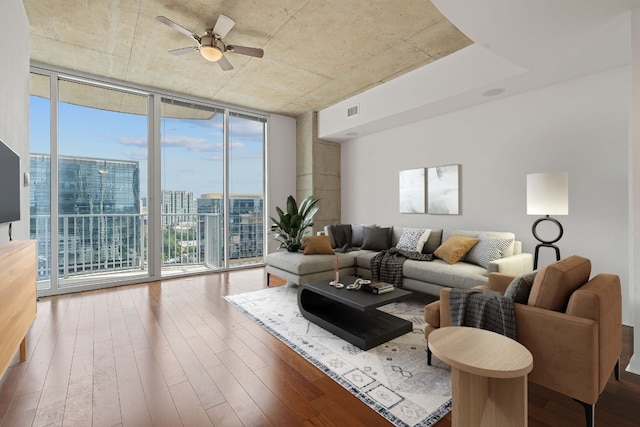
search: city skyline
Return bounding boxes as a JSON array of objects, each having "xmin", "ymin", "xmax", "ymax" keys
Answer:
[{"xmin": 29, "ymin": 96, "xmax": 265, "ymax": 199}]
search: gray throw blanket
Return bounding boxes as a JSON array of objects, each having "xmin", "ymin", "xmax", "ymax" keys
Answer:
[
  {"xmin": 370, "ymin": 248, "xmax": 433, "ymax": 286},
  {"xmin": 449, "ymin": 289, "xmax": 516, "ymax": 339},
  {"xmin": 329, "ymin": 224, "xmax": 357, "ymax": 253}
]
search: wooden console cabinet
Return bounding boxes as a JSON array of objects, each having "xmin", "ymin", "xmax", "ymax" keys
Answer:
[{"xmin": 0, "ymin": 240, "xmax": 36, "ymax": 379}]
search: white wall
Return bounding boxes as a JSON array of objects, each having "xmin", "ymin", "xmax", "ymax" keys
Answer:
[
  {"xmin": 267, "ymin": 113, "xmax": 297, "ymax": 253},
  {"xmin": 628, "ymin": 7, "xmax": 640, "ymax": 374},
  {"xmin": 0, "ymin": 0, "xmax": 30, "ymax": 244},
  {"xmin": 341, "ymin": 66, "xmax": 631, "ymax": 324}
]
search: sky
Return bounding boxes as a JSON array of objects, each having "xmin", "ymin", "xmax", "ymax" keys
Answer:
[{"xmin": 29, "ymin": 96, "xmax": 265, "ymax": 199}]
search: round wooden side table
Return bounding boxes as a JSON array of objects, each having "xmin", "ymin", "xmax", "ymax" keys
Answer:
[{"xmin": 428, "ymin": 326, "xmax": 533, "ymax": 427}]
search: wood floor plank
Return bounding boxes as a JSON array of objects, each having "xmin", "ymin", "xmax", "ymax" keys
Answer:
[
  {"xmin": 91, "ymin": 340, "xmax": 121, "ymax": 427},
  {"xmin": 217, "ymin": 349, "xmax": 302, "ymax": 426},
  {"xmin": 16, "ymin": 297, "xmax": 71, "ymax": 398},
  {"xmin": 167, "ymin": 381, "xmax": 214, "ymax": 427},
  {"xmin": 62, "ymin": 390, "xmax": 92, "ymax": 427},
  {"xmin": 1, "ymin": 268, "xmax": 638, "ymax": 427},
  {"xmin": 0, "ymin": 363, "xmax": 28, "ymax": 425},
  {"xmin": 127, "ymin": 285, "xmax": 188, "ymax": 387},
  {"xmin": 113, "ymin": 344, "xmax": 153, "ymax": 426},
  {"xmin": 206, "ymin": 402, "xmax": 244, "ymax": 427},
  {"xmin": 163, "ymin": 330, "xmax": 225, "ymax": 410},
  {"xmin": 32, "ymin": 317, "xmax": 78, "ymax": 427},
  {"xmin": 0, "ymin": 390, "xmax": 40, "ymax": 427},
  {"xmin": 133, "ymin": 347, "xmax": 183, "ymax": 427},
  {"xmin": 206, "ymin": 361, "xmax": 273, "ymax": 427}
]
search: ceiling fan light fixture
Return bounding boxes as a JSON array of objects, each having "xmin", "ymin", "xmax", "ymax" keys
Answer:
[{"xmin": 200, "ymin": 44, "xmax": 223, "ymax": 62}]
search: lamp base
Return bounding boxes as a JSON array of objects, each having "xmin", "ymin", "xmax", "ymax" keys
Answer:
[
  {"xmin": 534, "ymin": 243, "xmax": 561, "ymax": 269},
  {"xmin": 532, "ymin": 216, "xmax": 563, "ymax": 269}
]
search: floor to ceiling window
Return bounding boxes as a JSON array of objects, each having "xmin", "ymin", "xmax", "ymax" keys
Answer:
[
  {"xmin": 29, "ymin": 73, "xmax": 52, "ymax": 291},
  {"xmin": 29, "ymin": 68, "xmax": 268, "ymax": 295},
  {"xmin": 228, "ymin": 112, "xmax": 266, "ymax": 267},
  {"xmin": 160, "ymin": 99, "xmax": 225, "ymax": 275}
]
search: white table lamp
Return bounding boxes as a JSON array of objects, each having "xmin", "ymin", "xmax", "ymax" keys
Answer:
[{"xmin": 526, "ymin": 172, "xmax": 568, "ymax": 268}]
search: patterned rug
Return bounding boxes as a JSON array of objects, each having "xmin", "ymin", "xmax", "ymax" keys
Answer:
[{"xmin": 224, "ymin": 284, "xmax": 451, "ymax": 427}]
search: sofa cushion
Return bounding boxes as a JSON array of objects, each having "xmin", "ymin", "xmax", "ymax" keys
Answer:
[
  {"xmin": 527, "ymin": 255, "xmax": 591, "ymax": 311},
  {"xmin": 403, "ymin": 259, "xmax": 488, "ymax": 289},
  {"xmin": 504, "ymin": 270, "xmax": 538, "ymax": 304},
  {"xmin": 422, "ymin": 229, "xmax": 443, "ymax": 254},
  {"xmin": 465, "ymin": 233, "xmax": 514, "ymax": 268},
  {"xmin": 396, "ymin": 228, "xmax": 431, "ymax": 252},
  {"xmin": 266, "ymin": 251, "xmax": 355, "ymax": 275},
  {"xmin": 302, "ymin": 235, "xmax": 335, "ymax": 255},
  {"xmin": 362, "ymin": 226, "xmax": 392, "ymax": 250},
  {"xmin": 434, "ymin": 235, "xmax": 479, "ymax": 264}
]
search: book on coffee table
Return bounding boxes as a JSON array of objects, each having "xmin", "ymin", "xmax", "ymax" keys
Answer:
[{"xmin": 361, "ymin": 282, "xmax": 395, "ymax": 294}]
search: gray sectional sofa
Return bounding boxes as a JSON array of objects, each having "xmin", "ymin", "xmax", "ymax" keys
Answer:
[{"xmin": 266, "ymin": 225, "xmax": 534, "ymax": 296}]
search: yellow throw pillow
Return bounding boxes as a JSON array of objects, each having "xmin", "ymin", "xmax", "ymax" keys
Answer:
[
  {"xmin": 434, "ymin": 235, "xmax": 479, "ymax": 264},
  {"xmin": 302, "ymin": 235, "xmax": 335, "ymax": 255}
]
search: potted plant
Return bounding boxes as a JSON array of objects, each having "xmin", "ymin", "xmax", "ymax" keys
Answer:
[{"xmin": 270, "ymin": 195, "xmax": 319, "ymax": 252}]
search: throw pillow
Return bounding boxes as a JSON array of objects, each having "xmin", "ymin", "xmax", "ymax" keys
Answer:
[
  {"xmin": 504, "ymin": 270, "xmax": 538, "ymax": 304},
  {"xmin": 351, "ymin": 224, "xmax": 365, "ymax": 247},
  {"xmin": 465, "ymin": 233, "xmax": 515, "ymax": 269},
  {"xmin": 302, "ymin": 235, "xmax": 335, "ymax": 255},
  {"xmin": 422, "ymin": 229, "xmax": 443, "ymax": 254},
  {"xmin": 396, "ymin": 228, "xmax": 431, "ymax": 252},
  {"xmin": 361, "ymin": 226, "xmax": 391, "ymax": 251},
  {"xmin": 433, "ymin": 235, "xmax": 479, "ymax": 264}
]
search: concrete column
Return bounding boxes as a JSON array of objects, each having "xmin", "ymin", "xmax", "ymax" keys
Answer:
[{"xmin": 296, "ymin": 112, "xmax": 341, "ymax": 234}]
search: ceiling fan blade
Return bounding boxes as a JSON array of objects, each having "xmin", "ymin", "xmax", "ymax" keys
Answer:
[
  {"xmin": 227, "ymin": 45, "xmax": 264, "ymax": 58},
  {"xmin": 213, "ymin": 14, "xmax": 235, "ymax": 38},
  {"xmin": 156, "ymin": 16, "xmax": 200, "ymax": 42},
  {"xmin": 217, "ymin": 55, "xmax": 234, "ymax": 71},
  {"xmin": 168, "ymin": 46, "xmax": 199, "ymax": 56}
]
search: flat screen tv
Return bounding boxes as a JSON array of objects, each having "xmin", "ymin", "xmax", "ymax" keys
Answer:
[{"xmin": 0, "ymin": 139, "xmax": 21, "ymax": 224}]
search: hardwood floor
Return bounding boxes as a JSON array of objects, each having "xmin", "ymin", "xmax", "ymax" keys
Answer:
[{"xmin": 0, "ymin": 267, "xmax": 638, "ymax": 426}]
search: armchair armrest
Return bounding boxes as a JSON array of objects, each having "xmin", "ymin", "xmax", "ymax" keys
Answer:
[
  {"xmin": 488, "ymin": 253, "xmax": 533, "ymax": 276},
  {"xmin": 515, "ymin": 303, "xmax": 600, "ymax": 404}
]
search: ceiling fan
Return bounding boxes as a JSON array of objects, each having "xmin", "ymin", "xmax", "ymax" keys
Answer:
[{"xmin": 156, "ymin": 14, "xmax": 264, "ymax": 71}]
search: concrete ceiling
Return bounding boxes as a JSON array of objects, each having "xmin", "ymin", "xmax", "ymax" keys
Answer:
[{"xmin": 22, "ymin": 0, "xmax": 472, "ymax": 118}]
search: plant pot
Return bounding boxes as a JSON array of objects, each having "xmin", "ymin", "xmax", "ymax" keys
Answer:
[{"xmin": 287, "ymin": 244, "xmax": 301, "ymax": 252}]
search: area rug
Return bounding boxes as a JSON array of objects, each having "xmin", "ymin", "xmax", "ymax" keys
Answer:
[{"xmin": 224, "ymin": 285, "xmax": 451, "ymax": 427}]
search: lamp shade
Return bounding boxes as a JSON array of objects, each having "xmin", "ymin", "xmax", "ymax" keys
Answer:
[{"xmin": 526, "ymin": 172, "xmax": 568, "ymax": 215}]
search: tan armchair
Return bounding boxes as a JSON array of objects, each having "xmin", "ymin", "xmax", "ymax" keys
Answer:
[{"xmin": 423, "ymin": 256, "xmax": 622, "ymax": 427}]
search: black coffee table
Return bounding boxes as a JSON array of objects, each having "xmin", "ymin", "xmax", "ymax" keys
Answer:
[{"xmin": 298, "ymin": 276, "xmax": 413, "ymax": 350}]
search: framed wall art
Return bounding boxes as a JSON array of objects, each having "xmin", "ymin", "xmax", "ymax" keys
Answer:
[
  {"xmin": 399, "ymin": 168, "xmax": 426, "ymax": 213},
  {"xmin": 427, "ymin": 164, "xmax": 460, "ymax": 215}
]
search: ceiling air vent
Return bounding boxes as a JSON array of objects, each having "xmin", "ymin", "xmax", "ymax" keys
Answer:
[{"xmin": 347, "ymin": 104, "xmax": 359, "ymax": 117}]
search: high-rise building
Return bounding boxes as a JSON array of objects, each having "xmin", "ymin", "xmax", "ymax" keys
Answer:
[
  {"xmin": 198, "ymin": 193, "xmax": 264, "ymax": 264},
  {"xmin": 162, "ymin": 190, "xmax": 196, "ymax": 227},
  {"xmin": 30, "ymin": 154, "xmax": 141, "ymax": 277}
]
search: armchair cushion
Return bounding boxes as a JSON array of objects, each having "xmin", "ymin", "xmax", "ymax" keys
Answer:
[{"xmin": 527, "ymin": 255, "xmax": 591, "ymax": 312}]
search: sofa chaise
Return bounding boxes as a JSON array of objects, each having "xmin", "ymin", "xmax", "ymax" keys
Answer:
[{"xmin": 266, "ymin": 224, "xmax": 534, "ymax": 296}]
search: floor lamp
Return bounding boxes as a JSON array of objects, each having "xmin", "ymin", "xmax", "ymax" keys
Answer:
[{"xmin": 526, "ymin": 172, "xmax": 568, "ymax": 269}]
